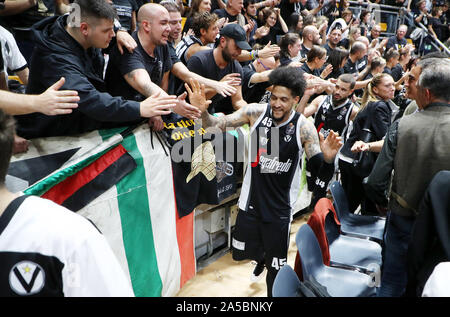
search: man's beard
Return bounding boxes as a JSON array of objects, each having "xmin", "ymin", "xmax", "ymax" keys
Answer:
[
  {"xmin": 332, "ymin": 95, "xmax": 347, "ymax": 106},
  {"xmin": 222, "ymin": 47, "xmax": 233, "ymax": 63}
]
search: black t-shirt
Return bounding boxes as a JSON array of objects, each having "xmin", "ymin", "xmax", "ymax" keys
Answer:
[
  {"xmin": 213, "ymin": 8, "xmax": 239, "ymax": 23},
  {"xmin": 241, "ymin": 63, "xmax": 271, "ymax": 104},
  {"xmin": 323, "ymin": 42, "xmax": 335, "ymax": 55},
  {"xmin": 0, "ymin": 0, "xmax": 56, "ymax": 29},
  {"xmin": 278, "ymin": 0, "xmax": 305, "ymax": 23},
  {"xmin": 429, "ymin": 16, "xmax": 445, "ymax": 40},
  {"xmin": 383, "ymin": 66, "xmax": 393, "ymax": 76},
  {"xmin": 300, "ymin": 62, "xmax": 320, "ymax": 77},
  {"xmin": 112, "ymin": 0, "xmax": 138, "ymax": 32},
  {"xmin": 299, "ymin": 44, "xmax": 310, "ymax": 59},
  {"xmin": 255, "ymin": 25, "xmax": 284, "ymax": 46},
  {"xmin": 386, "ymin": 35, "xmax": 408, "ymax": 51},
  {"xmin": 390, "ymin": 63, "xmax": 404, "ymax": 82},
  {"xmin": 343, "ymin": 56, "xmax": 367, "ymax": 75},
  {"xmin": 186, "ymin": 49, "xmax": 243, "ymax": 114},
  {"xmin": 168, "ymin": 41, "xmax": 182, "ymax": 95},
  {"xmin": 105, "ymin": 32, "xmax": 172, "ymax": 101}
]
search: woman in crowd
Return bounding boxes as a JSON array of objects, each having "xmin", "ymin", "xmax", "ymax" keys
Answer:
[
  {"xmin": 182, "ymin": 0, "xmax": 212, "ymax": 35},
  {"xmin": 325, "ymin": 47, "xmax": 349, "ymax": 79},
  {"xmin": 340, "ymin": 26, "xmax": 362, "ymax": 50},
  {"xmin": 278, "ymin": 32, "xmax": 302, "ymax": 66},
  {"xmin": 286, "ymin": 12, "xmax": 304, "ymax": 36},
  {"xmin": 254, "ymin": 7, "xmax": 288, "ymax": 45},
  {"xmin": 359, "ymin": 9, "xmax": 373, "ymax": 37},
  {"xmin": 338, "ymin": 73, "xmax": 396, "ymax": 216},
  {"xmin": 301, "ymin": 45, "xmax": 333, "ymax": 79},
  {"xmin": 391, "ymin": 46, "xmax": 412, "ymax": 82},
  {"xmin": 364, "ymin": 56, "xmax": 386, "ymax": 80},
  {"xmin": 383, "ymin": 48, "xmax": 400, "ymax": 77}
]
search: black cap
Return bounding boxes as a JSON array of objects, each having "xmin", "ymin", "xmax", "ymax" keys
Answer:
[{"xmin": 220, "ymin": 24, "xmax": 252, "ymax": 50}]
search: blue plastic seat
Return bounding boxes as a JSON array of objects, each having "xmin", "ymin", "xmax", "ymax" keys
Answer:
[
  {"xmin": 272, "ymin": 265, "xmax": 303, "ymax": 297},
  {"xmin": 325, "ymin": 212, "xmax": 382, "ymax": 273},
  {"xmin": 296, "ymin": 224, "xmax": 377, "ymax": 297},
  {"xmin": 329, "ymin": 181, "xmax": 386, "ymax": 242}
]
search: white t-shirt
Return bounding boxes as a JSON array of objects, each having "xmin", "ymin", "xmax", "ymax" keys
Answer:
[
  {"xmin": 0, "ymin": 195, "xmax": 134, "ymax": 297},
  {"xmin": 0, "ymin": 25, "xmax": 27, "ymax": 82},
  {"xmin": 422, "ymin": 262, "xmax": 450, "ymax": 297}
]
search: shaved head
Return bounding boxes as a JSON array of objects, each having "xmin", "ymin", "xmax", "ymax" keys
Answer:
[{"xmin": 138, "ymin": 3, "xmax": 168, "ymax": 24}]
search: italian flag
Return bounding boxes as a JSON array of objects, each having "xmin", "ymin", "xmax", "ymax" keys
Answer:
[{"xmin": 21, "ymin": 125, "xmax": 196, "ymax": 297}]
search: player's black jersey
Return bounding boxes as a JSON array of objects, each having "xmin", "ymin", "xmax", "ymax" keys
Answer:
[
  {"xmin": 314, "ymin": 95, "xmax": 354, "ymax": 141},
  {"xmin": 239, "ymin": 104, "xmax": 305, "ymax": 223}
]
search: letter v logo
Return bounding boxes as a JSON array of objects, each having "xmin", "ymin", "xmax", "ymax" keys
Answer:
[{"xmin": 9, "ymin": 261, "xmax": 46, "ymax": 296}]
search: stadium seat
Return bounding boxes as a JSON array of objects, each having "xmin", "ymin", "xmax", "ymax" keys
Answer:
[
  {"xmin": 296, "ymin": 224, "xmax": 377, "ymax": 297},
  {"xmin": 272, "ymin": 265, "xmax": 303, "ymax": 297},
  {"xmin": 325, "ymin": 212, "xmax": 382, "ymax": 273},
  {"xmin": 329, "ymin": 181, "xmax": 386, "ymax": 243}
]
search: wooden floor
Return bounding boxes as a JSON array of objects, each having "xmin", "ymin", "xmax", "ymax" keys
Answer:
[{"xmin": 175, "ymin": 214, "xmax": 308, "ymax": 297}]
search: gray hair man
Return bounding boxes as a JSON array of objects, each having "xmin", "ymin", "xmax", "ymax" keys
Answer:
[{"xmin": 364, "ymin": 58, "xmax": 450, "ymax": 297}]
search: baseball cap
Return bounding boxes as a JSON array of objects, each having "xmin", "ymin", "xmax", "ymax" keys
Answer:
[{"xmin": 220, "ymin": 24, "xmax": 252, "ymax": 50}]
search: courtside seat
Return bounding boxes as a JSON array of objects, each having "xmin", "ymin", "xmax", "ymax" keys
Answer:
[
  {"xmin": 325, "ymin": 212, "xmax": 382, "ymax": 274},
  {"xmin": 272, "ymin": 265, "xmax": 303, "ymax": 297},
  {"xmin": 296, "ymin": 224, "xmax": 377, "ymax": 297},
  {"xmin": 329, "ymin": 181, "xmax": 386, "ymax": 243}
]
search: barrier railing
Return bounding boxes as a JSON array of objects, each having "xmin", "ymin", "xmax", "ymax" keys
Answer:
[
  {"xmin": 339, "ymin": 1, "xmax": 449, "ymax": 55},
  {"xmin": 344, "ymin": 0, "xmax": 405, "ymax": 37}
]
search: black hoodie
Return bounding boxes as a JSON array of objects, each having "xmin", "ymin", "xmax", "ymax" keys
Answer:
[{"xmin": 15, "ymin": 15, "xmax": 142, "ymax": 139}]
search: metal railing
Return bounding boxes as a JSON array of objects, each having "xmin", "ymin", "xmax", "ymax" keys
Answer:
[
  {"xmin": 345, "ymin": 0, "xmax": 405, "ymax": 37},
  {"xmin": 339, "ymin": 1, "xmax": 449, "ymax": 56}
]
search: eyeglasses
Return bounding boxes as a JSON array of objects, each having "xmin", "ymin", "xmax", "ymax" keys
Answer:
[
  {"xmin": 322, "ymin": 55, "xmax": 328, "ymax": 61},
  {"xmin": 257, "ymin": 58, "xmax": 271, "ymax": 71}
]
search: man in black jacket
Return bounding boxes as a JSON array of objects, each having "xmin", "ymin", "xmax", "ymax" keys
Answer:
[{"xmin": 15, "ymin": 0, "xmax": 179, "ymax": 139}]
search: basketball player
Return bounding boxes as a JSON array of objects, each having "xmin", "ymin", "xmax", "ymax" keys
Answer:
[{"xmin": 185, "ymin": 66, "xmax": 342, "ymax": 297}]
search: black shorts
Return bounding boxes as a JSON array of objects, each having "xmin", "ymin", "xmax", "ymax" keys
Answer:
[{"xmin": 231, "ymin": 209, "xmax": 291, "ymax": 272}]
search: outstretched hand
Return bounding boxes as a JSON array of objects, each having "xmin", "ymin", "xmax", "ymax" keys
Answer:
[
  {"xmin": 140, "ymin": 91, "xmax": 177, "ymax": 118},
  {"xmin": 319, "ymin": 130, "xmax": 343, "ymax": 163},
  {"xmin": 257, "ymin": 41, "xmax": 280, "ymax": 59},
  {"xmin": 36, "ymin": 77, "xmax": 80, "ymax": 115},
  {"xmin": 173, "ymin": 91, "xmax": 202, "ymax": 119},
  {"xmin": 185, "ymin": 78, "xmax": 212, "ymax": 113}
]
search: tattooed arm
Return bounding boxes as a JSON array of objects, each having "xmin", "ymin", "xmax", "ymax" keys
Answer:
[
  {"xmin": 301, "ymin": 118, "xmax": 342, "ymax": 207},
  {"xmin": 300, "ymin": 118, "xmax": 342, "ymax": 163},
  {"xmin": 124, "ymin": 69, "xmax": 201, "ymax": 120},
  {"xmin": 124, "ymin": 69, "xmax": 165, "ymax": 97},
  {"xmin": 185, "ymin": 78, "xmax": 265, "ymax": 132}
]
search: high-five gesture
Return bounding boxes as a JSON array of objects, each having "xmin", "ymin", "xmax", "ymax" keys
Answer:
[
  {"xmin": 319, "ymin": 130, "xmax": 343, "ymax": 163},
  {"xmin": 185, "ymin": 78, "xmax": 212, "ymax": 113}
]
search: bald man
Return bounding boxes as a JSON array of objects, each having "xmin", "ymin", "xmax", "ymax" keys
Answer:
[
  {"xmin": 106, "ymin": 3, "xmax": 173, "ymax": 99},
  {"xmin": 105, "ymin": 3, "xmax": 201, "ymax": 121},
  {"xmin": 300, "ymin": 25, "xmax": 322, "ymax": 59}
]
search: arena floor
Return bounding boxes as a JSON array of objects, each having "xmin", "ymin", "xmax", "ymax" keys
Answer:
[{"xmin": 175, "ymin": 214, "xmax": 308, "ymax": 297}]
